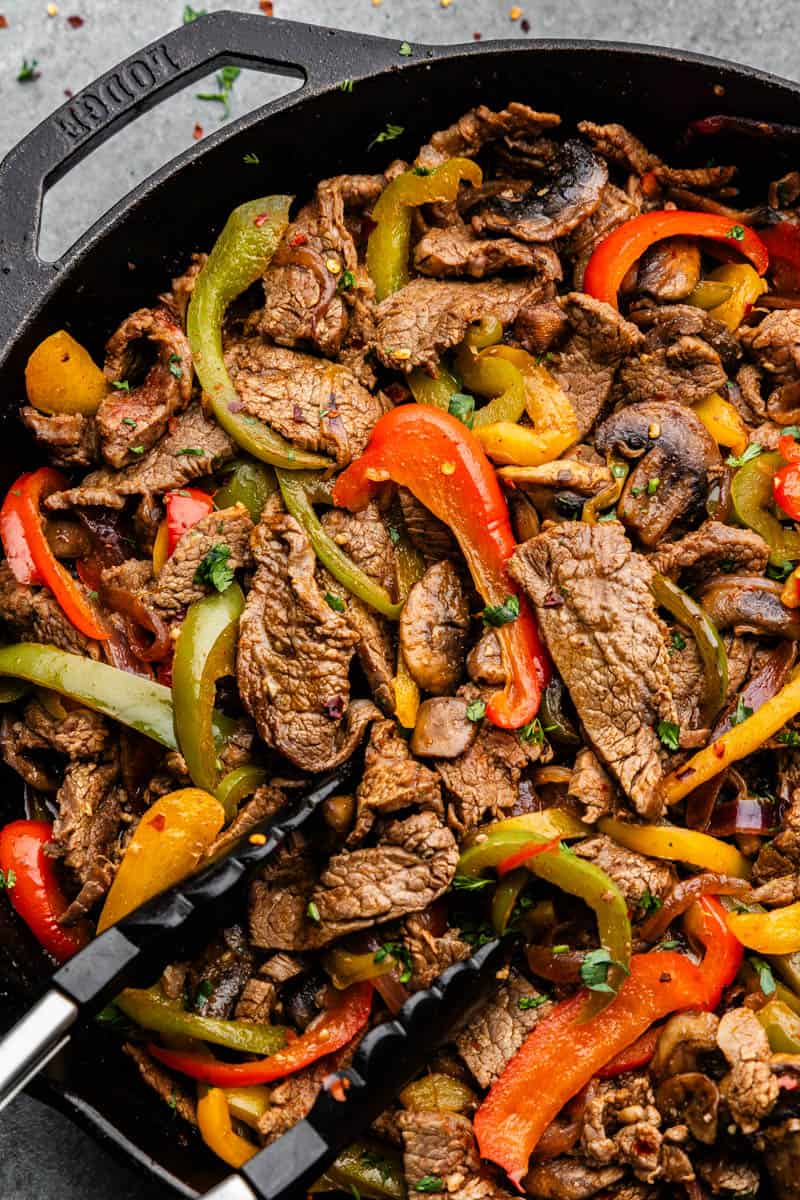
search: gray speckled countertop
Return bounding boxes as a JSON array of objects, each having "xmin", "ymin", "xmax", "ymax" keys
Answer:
[{"xmin": 0, "ymin": 0, "xmax": 798, "ymax": 1195}]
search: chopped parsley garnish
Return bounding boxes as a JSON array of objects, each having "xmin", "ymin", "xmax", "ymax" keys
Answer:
[
  {"xmin": 638, "ymin": 888, "xmax": 662, "ymax": 916},
  {"xmin": 657, "ymin": 720, "xmax": 680, "ymax": 751},
  {"xmin": 18, "ymin": 58, "xmax": 39, "ymax": 83},
  {"xmin": 660, "ymin": 939, "xmax": 680, "ymax": 950},
  {"xmin": 360, "ymin": 1151, "xmax": 393, "ymax": 1184},
  {"xmin": 112, "ymin": 379, "xmax": 131, "ymax": 392},
  {"xmin": 0, "ymin": 868, "xmax": 16, "ymax": 889},
  {"xmin": 121, "ymin": 416, "xmax": 137, "ymax": 428},
  {"xmin": 95, "ymin": 1002, "xmax": 128, "ymax": 1031},
  {"xmin": 388, "ymin": 525, "xmax": 401, "ymax": 545},
  {"xmin": 580, "ymin": 947, "xmax": 630, "ymax": 995},
  {"xmin": 749, "ymin": 954, "xmax": 776, "ymax": 996},
  {"xmin": 325, "ymin": 592, "xmax": 346, "ymax": 613},
  {"xmin": 87, "ymin": 590, "xmax": 99, "ymax": 601},
  {"xmin": 130, "ymin": 445, "xmax": 145, "ymax": 455},
  {"xmin": 670, "ymin": 630, "xmax": 686, "ymax": 651},
  {"xmin": 338, "ymin": 269, "xmax": 356, "ymax": 292},
  {"xmin": 194, "ymin": 543, "xmax": 234, "ymax": 593},
  {"xmin": 782, "ymin": 425, "xmax": 800, "ymax": 441},
  {"xmin": 718, "ymin": 558, "xmax": 736, "ymax": 574},
  {"xmin": 534, "ymin": 351, "xmax": 554, "ymax": 365},
  {"xmin": 168, "ymin": 353, "xmax": 183, "ymax": 379},
  {"xmin": 482, "ymin": 595, "xmax": 520, "ymax": 627},
  {"xmin": 183, "ymin": 4, "xmax": 206, "ymax": 21},
  {"xmin": 732, "ymin": 695, "xmax": 754, "ymax": 726},
  {"xmin": 466, "ymin": 698, "xmax": 486, "ymax": 722},
  {"xmin": 518, "ymin": 995, "xmax": 548, "ymax": 1011},
  {"xmin": 611, "ymin": 463, "xmax": 627, "ymax": 479},
  {"xmin": 340, "ymin": 78, "xmax": 354, "ymax": 93},
  {"xmin": 456, "ymin": 916, "xmax": 495, "ymax": 948},
  {"xmin": 374, "ymin": 941, "xmax": 413, "ymax": 983},
  {"xmin": 777, "ymin": 728, "xmax": 800, "ymax": 746},
  {"xmin": 369, "ymin": 122, "xmax": 405, "ymax": 150},
  {"xmin": 399, "ymin": 41, "xmax": 413, "ymax": 55},
  {"xmin": 767, "ymin": 560, "xmax": 795, "ymax": 581},
  {"xmin": 726, "ymin": 224, "xmax": 746, "ymax": 241},
  {"xmin": 194, "ymin": 979, "xmax": 214, "ymax": 1011},
  {"xmin": 630, "ymin": 485, "xmax": 644, "ymax": 498},
  {"xmin": 726, "ymin": 442, "xmax": 762, "ymax": 468},
  {"xmin": 306, "ymin": 901, "xmax": 321, "ymax": 923},
  {"xmin": 197, "ymin": 65, "xmax": 241, "ymax": 119},
  {"xmin": 243, "ymin": 151, "xmax": 260, "ymax": 164},
  {"xmin": 415, "ymin": 1178, "xmax": 444, "ymax": 1193},
  {"xmin": 176, "ymin": 446, "xmax": 205, "ymax": 456},
  {"xmin": 551, "ymin": 944, "xmax": 569, "ymax": 955},
  {"xmin": 646, "ymin": 477, "xmax": 661, "ymax": 495},
  {"xmin": 448, "ymin": 392, "xmax": 475, "ymax": 429},
  {"xmin": 452, "ymin": 874, "xmax": 493, "ymax": 891},
  {"xmin": 520, "ymin": 718, "xmax": 545, "ymax": 745},
  {"xmin": 413, "ymin": 166, "xmax": 433, "ymax": 176}
]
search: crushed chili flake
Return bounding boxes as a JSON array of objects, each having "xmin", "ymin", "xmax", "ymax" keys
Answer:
[
  {"xmin": 193, "ymin": 123, "xmax": 204, "ymax": 140},
  {"xmin": 292, "ymin": 403, "xmax": 304, "ymax": 422},
  {"xmin": 149, "ymin": 814, "xmax": 167, "ymax": 832},
  {"xmin": 323, "ymin": 1074, "xmax": 350, "ymax": 1102},
  {"xmin": 520, "ymin": 17, "xmax": 530, "ymax": 31},
  {"xmin": 63, "ymin": 87, "xmax": 73, "ymax": 97},
  {"xmin": 253, "ymin": 212, "xmax": 270, "ymax": 227},
  {"xmin": 66, "ymin": 14, "xmax": 84, "ymax": 27},
  {"xmin": 473, "ymin": 31, "xmax": 482, "ymax": 39},
  {"xmin": 259, "ymin": 0, "xmax": 273, "ymax": 11},
  {"xmin": 0, "ymin": 15, "xmax": 7, "ymax": 27},
  {"xmin": 324, "ymin": 695, "xmax": 346, "ymax": 720},
  {"xmin": 509, "ymin": 5, "xmax": 522, "ymax": 18},
  {"xmin": 289, "ymin": 232, "xmax": 308, "ymax": 247},
  {"xmin": 713, "ymin": 742, "xmax": 726, "ymax": 759}
]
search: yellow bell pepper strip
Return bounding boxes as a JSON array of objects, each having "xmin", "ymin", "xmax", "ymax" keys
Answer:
[
  {"xmin": 172, "ymin": 584, "xmax": 245, "ymax": 794},
  {"xmin": 686, "ymin": 279, "xmax": 735, "ymax": 310},
  {"xmin": 324, "ymin": 945, "xmax": 398, "ymax": 989},
  {"xmin": 197, "ymin": 1086, "xmax": 257, "ymax": 1168},
  {"xmin": 367, "ymin": 158, "xmax": 483, "ymax": 300},
  {"xmin": 704, "ymin": 262, "xmax": 769, "ymax": 331},
  {"xmin": 491, "ymin": 867, "xmax": 529, "ymax": 935},
  {"xmin": 726, "ymin": 904, "xmax": 800, "ymax": 955},
  {"xmin": 148, "ymin": 982, "xmax": 373, "ymax": 1086},
  {"xmin": 25, "ymin": 330, "xmax": 108, "ymax": 416},
  {"xmin": 97, "ymin": 788, "xmax": 225, "ymax": 932},
  {"xmin": 476, "ymin": 809, "xmax": 590, "ymax": 841},
  {"xmin": 214, "ymin": 459, "xmax": 277, "ymax": 522},
  {"xmin": 731, "ymin": 450, "xmax": 800, "ymax": 567},
  {"xmin": 311, "ymin": 1139, "xmax": 406, "ymax": 1200},
  {"xmin": 598, "ymin": 816, "xmax": 750, "ymax": 878},
  {"xmin": 693, "ymin": 391, "xmax": 749, "ymax": 457},
  {"xmin": 781, "ymin": 563, "xmax": 800, "ymax": 608},
  {"xmin": 458, "ymin": 818, "xmax": 631, "ymax": 1017},
  {"xmin": 394, "ymin": 532, "xmax": 425, "ymax": 728},
  {"xmin": 116, "ymin": 985, "xmax": 289, "ymax": 1056},
  {"xmin": 152, "ymin": 519, "xmax": 169, "ymax": 575},
  {"xmin": 651, "ymin": 574, "xmax": 728, "ymax": 724},
  {"xmin": 582, "ymin": 457, "xmax": 629, "ymax": 523},
  {"xmin": 663, "ymin": 669, "xmax": 800, "ymax": 804},
  {"xmin": 276, "ymin": 469, "xmax": 402, "ymax": 620},
  {"xmin": 756, "ymin": 998, "xmax": 800, "ymax": 1054},
  {"xmin": 223, "ymin": 1086, "xmax": 271, "ymax": 1129},
  {"xmin": 214, "ymin": 765, "xmax": 268, "ymax": 824},
  {"xmin": 408, "ymin": 363, "xmax": 462, "ymax": 410},
  {"xmin": 472, "ymin": 348, "xmax": 579, "ymax": 465},
  {"xmin": 187, "ymin": 195, "xmax": 330, "ymax": 470},
  {"xmin": 455, "ymin": 334, "xmax": 526, "ymax": 429}
]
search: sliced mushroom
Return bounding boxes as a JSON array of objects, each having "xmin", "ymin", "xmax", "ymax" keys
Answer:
[
  {"xmin": 466, "ymin": 630, "xmax": 505, "ymax": 687},
  {"xmin": 410, "ymin": 697, "xmax": 479, "ymax": 759},
  {"xmin": 498, "ymin": 460, "xmax": 612, "ymax": 494},
  {"xmin": 474, "ymin": 140, "xmax": 608, "ymax": 242},
  {"xmin": 399, "ymin": 561, "xmax": 470, "ymax": 695},
  {"xmin": 651, "ymin": 1010, "xmax": 719, "ymax": 1079},
  {"xmin": 637, "ymin": 237, "xmax": 702, "ymax": 302},
  {"xmin": 655, "ymin": 1072, "xmax": 719, "ymax": 1144},
  {"xmin": 699, "ymin": 574, "xmax": 800, "ymax": 639},
  {"xmin": 595, "ymin": 401, "xmax": 721, "ymax": 546}
]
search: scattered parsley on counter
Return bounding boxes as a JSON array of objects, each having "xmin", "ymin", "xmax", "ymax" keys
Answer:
[
  {"xmin": 183, "ymin": 5, "xmax": 206, "ymax": 21},
  {"xmin": 399, "ymin": 41, "xmax": 413, "ymax": 55},
  {"xmin": 197, "ymin": 65, "xmax": 241, "ymax": 120},
  {"xmin": 18, "ymin": 58, "xmax": 39, "ymax": 82}
]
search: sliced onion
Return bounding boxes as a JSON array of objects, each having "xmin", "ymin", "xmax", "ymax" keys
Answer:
[
  {"xmin": 707, "ymin": 795, "xmax": 778, "ymax": 837},
  {"xmin": 103, "ymin": 584, "xmax": 170, "ymax": 662},
  {"xmin": 638, "ymin": 873, "xmax": 751, "ymax": 943},
  {"xmin": 526, "ymin": 944, "xmax": 584, "ymax": 984}
]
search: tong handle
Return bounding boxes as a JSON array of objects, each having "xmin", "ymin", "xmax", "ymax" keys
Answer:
[{"xmin": 0, "ymin": 988, "xmax": 78, "ymax": 1111}]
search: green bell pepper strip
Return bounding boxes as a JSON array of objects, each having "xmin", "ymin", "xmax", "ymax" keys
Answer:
[
  {"xmin": 187, "ymin": 195, "xmax": 330, "ymax": 470},
  {"xmin": 731, "ymin": 450, "xmax": 800, "ymax": 566},
  {"xmin": 367, "ymin": 158, "xmax": 483, "ymax": 300},
  {"xmin": 276, "ymin": 469, "xmax": 402, "ymax": 620},
  {"xmin": 172, "ymin": 584, "xmax": 245, "ymax": 794},
  {"xmin": 491, "ymin": 867, "xmax": 529, "ymax": 935},
  {"xmin": 214, "ymin": 459, "xmax": 277, "ymax": 522},
  {"xmin": 311, "ymin": 1139, "xmax": 406, "ymax": 1200},
  {"xmin": 454, "ymin": 320, "xmax": 526, "ymax": 429},
  {"xmin": 458, "ymin": 817, "xmax": 631, "ymax": 1019},
  {"xmin": 652, "ymin": 574, "xmax": 728, "ymax": 724},
  {"xmin": 408, "ymin": 364, "xmax": 462, "ymax": 411},
  {"xmin": 116, "ymin": 986, "xmax": 289, "ymax": 1056},
  {"xmin": 755, "ymin": 997, "xmax": 800, "ymax": 1054},
  {"xmin": 0, "ymin": 642, "xmax": 228, "ymax": 749},
  {"xmin": 215, "ymin": 765, "xmax": 268, "ymax": 824}
]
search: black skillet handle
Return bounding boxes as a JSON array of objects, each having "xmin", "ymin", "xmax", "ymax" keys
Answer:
[{"xmin": 0, "ymin": 10, "xmax": 410, "ymax": 337}]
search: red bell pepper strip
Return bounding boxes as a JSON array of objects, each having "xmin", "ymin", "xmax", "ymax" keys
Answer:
[
  {"xmin": 474, "ymin": 895, "xmax": 741, "ymax": 1185},
  {"xmin": 496, "ymin": 836, "xmax": 561, "ymax": 877},
  {"xmin": 583, "ymin": 211, "xmax": 769, "ymax": 309},
  {"xmin": 333, "ymin": 407, "xmax": 549, "ymax": 728},
  {"xmin": 0, "ymin": 820, "xmax": 89, "ymax": 962},
  {"xmin": 774, "ymin": 434, "xmax": 800, "ymax": 522},
  {"xmin": 760, "ymin": 221, "xmax": 800, "ymax": 289},
  {"xmin": 165, "ymin": 488, "xmax": 214, "ymax": 557},
  {"xmin": 147, "ymin": 982, "xmax": 372, "ymax": 1086},
  {"xmin": 0, "ymin": 469, "xmax": 108, "ymax": 641},
  {"xmin": 595, "ymin": 1025, "xmax": 661, "ymax": 1078}
]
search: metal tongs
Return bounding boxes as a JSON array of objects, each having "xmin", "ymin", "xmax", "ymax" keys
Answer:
[{"xmin": 0, "ymin": 764, "xmax": 503, "ymax": 1200}]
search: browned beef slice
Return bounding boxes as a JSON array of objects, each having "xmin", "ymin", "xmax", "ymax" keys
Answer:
[
  {"xmin": 581, "ymin": 1074, "xmax": 669, "ymax": 1183},
  {"xmin": 567, "ymin": 747, "xmax": 615, "ymax": 823},
  {"xmin": 249, "ymin": 836, "xmax": 318, "ymax": 951},
  {"xmin": 399, "ymin": 488, "xmax": 458, "ymax": 564},
  {"xmin": 509, "ymin": 522, "xmax": 675, "ymax": 819},
  {"xmin": 666, "ymin": 633, "xmax": 707, "ymax": 732},
  {"xmin": 22, "ymin": 698, "xmax": 110, "ymax": 759},
  {"xmin": 0, "ymin": 713, "xmax": 59, "ymax": 791},
  {"xmin": 52, "ymin": 758, "xmax": 128, "ymax": 920},
  {"xmin": 20, "ymin": 407, "xmax": 98, "ymax": 468},
  {"xmin": 740, "ymin": 309, "xmax": 800, "ymax": 422},
  {"xmin": 632, "ymin": 302, "xmax": 741, "ymax": 368},
  {"xmin": 145, "ymin": 502, "xmax": 253, "ymax": 614},
  {"xmin": 402, "ymin": 913, "xmax": 470, "ymax": 989},
  {"xmin": 0, "ymin": 562, "xmax": 101, "ymax": 657},
  {"xmin": 234, "ymin": 978, "xmax": 276, "ymax": 1023},
  {"xmin": 397, "ymin": 1111, "xmax": 501, "ymax": 1200},
  {"xmin": 236, "ymin": 508, "xmax": 378, "ymax": 772},
  {"xmin": 400, "ymin": 561, "xmax": 469, "ymax": 695},
  {"xmin": 436, "ymin": 708, "xmax": 538, "ymax": 834},
  {"xmin": 225, "ymin": 340, "xmax": 386, "ymax": 467},
  {"xmin": 414, "ymin": 225, "xmax": 562, "ymax": 281},
  {"xmin": 375, "ymin": 278, "xmax": 553, "ymax": 374},
  {"xmin": 159, "ymin": 252, "xmax": 207, "ymax": 327},
  {"xmin": 522, "ymin": 1160, "xmax": 626, "ymax": 1200},
  {"xmin": 259, "ymin": 174, "xmax": 383, "ymax": 357},
  {"xmin": 416, "ymin": 102, "xmax": 560, "ymax": 169},
  {"xmin": 649, "ymin": 520, "xmax": 769, "ymax": 585},
  {"xmin": 578, "ymin": 119, "xmax": 736, "ymax": 190},
  {"xmin": 764, "ymin": 1119, "xmax": 800, "ymax": 1200},
  {"xmin": 98, "ymin": 307, "xmax": 192, "ymax": 468},
  {"xmin": 44, "ymin": 406, "xmax": 235, "ymax": 510},
  {"xmin": 753, "ymin": 792, "xmax": 800, "ymax": 883},
  {"xmin": 187, "ymin": 925, "xmax": 254, "ymax": 1019},
  {"xmin": 696, "ymin": 1154, "xmax": 760, "ymax": 1197},
  {"xmin": 350, "ymin": 718, "xmax": 443, "ymax": 845},
  {"xmin": 575, "ymin": 835, "xmax": 676, "ymax": 908},
  {"xmin": 258, "ymin": 1053, "xmax": 348, "ymax": 1143},
  {"xmin": 548, "ymin": 293, "xmax": 644, "ymax": 438},
  {"xmin": 617, "ymin": 304, "xmax": 737, "ymax": 408},
  {"xmin": 123, "ymin": 1044, "xmax": 197, "ymax": 1126},
  {"xmin": 310, "ymin": 812, "xmax": 457, "ymax": 939},
  {"xmin": 717, "ymin": 1007, "xmax": 779, "ymax": 1133},
  {"xmin": 455, "ymin": 971, "xmax": 552, "ymax": 1088},
  {"xmin": 208, "ymin": 784, "xmax": 286, "ymax": 859}
]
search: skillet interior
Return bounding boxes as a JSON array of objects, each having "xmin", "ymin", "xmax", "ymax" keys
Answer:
[{"xmin": 2, "ymin": 14, "xmax": 800, "ymax": 1193}]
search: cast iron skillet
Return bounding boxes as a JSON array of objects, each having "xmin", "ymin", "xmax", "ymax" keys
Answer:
[{"xmin": 1, "ymin": 9, "xmax": 800, "ymax": 1194}]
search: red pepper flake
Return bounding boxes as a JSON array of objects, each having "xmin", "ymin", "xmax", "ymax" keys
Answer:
[
  {"xmin": 473, "ymin": 31, "xmax": 482, "ymax": 39},
  {"xmin": 289, "ymin": 231, "xmax": 308, "ymax": 247},
  {"xmin": 323, "ymin": 1074, "xmax": 350, "ymax": 1102},
  {"xmin": 259, "ymin": 0, "xmax": 274, "ymax": 12},
  {"xmin": 542, "ymin": 591, "xmax": 564, "ymax": 608},
  {"xmin": 324, "ymin": 695, "xmax": 346, "ymax": 720},
  {"xmin": 659, "ymin": 972, "xmax": 672, "ymax": 983},
  {"xmin": 520, "ymin": 17, "xmax": 530, "ymax": 31},
  {"xmin": 0, "ymin": 16, "xmax": 8, "ymax": 28},
  {"xmin": 66, "ymin": 14, "xmax": 84, "ymax": 27},
  {"xmin": 193, "ymin": 123, "xmax": 204, "ymax": 140},
  {"xmin": 63, "ymin": 87, "xmax": 73, "ymax": 97},
  {"xmin": 292, "ymin": 403, "xmax": 304, "ymax": 422},
  {"xmin": 713, "ymin": 742, "xmax": 725, "ymax": 759},
  {"xmin": 253, "ymin": 212, "xmax": 270, "ymax": 227},
  {"xmin": 148, "ymin": 814, "xmax": 167, "ymax": 832}
]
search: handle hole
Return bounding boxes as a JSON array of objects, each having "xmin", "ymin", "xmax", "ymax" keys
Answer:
[{"xmin": 39, "ymin": 68, "xmax": 302, "ymax": 263}]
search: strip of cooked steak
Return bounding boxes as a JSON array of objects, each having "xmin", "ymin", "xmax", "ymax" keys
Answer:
[
  {"xmin": 574, "ymin": 835, "xmax": 676, "ymax": 908},
  {"xmin": 578, "ymin": 120, "xmax": 736, "ymax": 191},
  {"xmin": 455, "ymin": 970, "xmax": 552, "ymax": 1088},
  {"xmin": 649, "ymin": 519, "xmax": 770, "ymax": 585},
  {"xmin": 44, "ymin": 406, "xmax": 235, "ymax": 510},
  {"xmin": 98, "ymin": 307, "xmax": 192, "ymax": 468},
  {"xmin": 20, "ymin": 407, "xmax": 98, "ymax": 469},
  {"xmin": 414, "ymin": 226, "xmax": 562, "ymax": 281},
  {"xmin": 22, "ymin": 697, "xmax": 110, "ymax": 759},
  {"xmin": 400, "ymin": 560, "xmax": 470, "ymax": 695},
  {"xmin": 740, "ymin": 309, "xmax": 800, "ymax": 423},
  {"xmin": 567, "ymin": 747, "xmax": 615, "ymax": 824},
  {"xmin": 52, "ymin": 757, "xmax": 129, "ymax": 921},
  {"xmin": 349, "ymin": 718, "xmax": 443, "ymax": 845},
  {"xmin": 225, "ymin": 340, "xmax": 387, "ymax": 466},
  {"xmin": 522, "ymin": 1160, "xmax": 626, "ymax": 1200},
  {"xmin": 0, "ymin": 562, "xmax": 101, "ymax": 657},
  {"xmin": 716, "ymin": 1007, "xmax": 779, "ymax": 1133},
  {"xmin": 397, "ymin": 1110, "xmax": 503, "ymax": 1200},
  {"xmin": 146, "ymin": 502, "xmax": 253, "ymax": 614},
  {"xmin": 402, "ymin": 912, "xmax": 470, "ymax": 989},
  {"xmin": 208, "ymin": 784, "xmax": 286, "ymax": 859},
  {"xmin": 416, "ymin": 102, "xmax": 560, "ymax": 169},
  {"xmin": 509, "ymin": 522, "xmax": 676, "ymax": 818},
  {"xmin": 563, "ymin": 182, "xmax": 640, "ymax": 290},
  {"xmin": 237, "ymin": 505, "xmax": 378, "ymax": 772},
  {"xmin": 398, "ymin": 488, "xmax": 458, "ymax": 564},
  {"xmin": 123, "ymin": 1044, "xmax": 197, "ymax": 1126}
]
